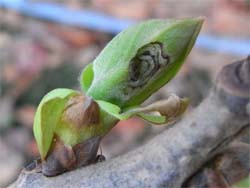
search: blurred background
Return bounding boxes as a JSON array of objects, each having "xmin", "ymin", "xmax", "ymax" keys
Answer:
[{"xmin": 0, "ymin": 0, "xmax": 249, "ymax": 187}]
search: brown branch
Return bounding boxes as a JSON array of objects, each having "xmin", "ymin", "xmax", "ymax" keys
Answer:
[
  {"xmin": 184, "ymin": 137, "xmax": 250, "ymax": 187},
  {"xmin": 10, "ymin": 57, "xmax": 250, "ymax": 188}
]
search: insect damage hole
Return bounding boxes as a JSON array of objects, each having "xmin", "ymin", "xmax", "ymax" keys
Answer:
[{"xmin": 128, "ymin": 42, "xmax": 170, "ymax": 88}]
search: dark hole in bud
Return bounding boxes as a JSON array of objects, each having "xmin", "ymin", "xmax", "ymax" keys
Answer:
[{"xmin": 128, "ymin": 42, "xmax": 170, "ymax": 88}]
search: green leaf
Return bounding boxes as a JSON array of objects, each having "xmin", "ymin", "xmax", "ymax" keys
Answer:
[
  {"xmin": 96, "ymin": 99, "xmax": 165, "ymax": 124},
  {"xmin": 33, "ymin": 88, "xmax": 79, "ymax": 159},
  {"xmin": 121, "ymin": 94, "xmax": 189, "ymax": 124},
  {"xmin": 83, "ymin": 18, "xmax": 203, "ymax": 108},
  {"xmin": 97, "ymin": 94, "xmax": 188, "ymax": 125},
  {"xmin": 96, "ymin": 100, "xmax": 122, "ymax": 120},
  {"xmin": 80, "ymin": 63, "xmax": 94, "ymax": 93},
  {"xmin": 136, "ymin": 113, "xmax": 166, "ymax": 124}
]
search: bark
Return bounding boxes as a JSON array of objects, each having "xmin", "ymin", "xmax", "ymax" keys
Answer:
[{"xmin": 10, "ymin": 57, "xmax": 250, "ymax": 188}]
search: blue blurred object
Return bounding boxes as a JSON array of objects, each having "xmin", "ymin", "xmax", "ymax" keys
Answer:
[
  {"xmin": 1, "ymin": 0, "xmax": 249, "ymax": 56},
  {"xmin": 196, "ymin": 35, "xmax": 249, "ymax": 57},
  {"xmin": 0, "ymin": 0, "xmax": 134, "ymax": 33}
]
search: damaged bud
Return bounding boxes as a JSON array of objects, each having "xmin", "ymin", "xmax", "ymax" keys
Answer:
[{"xmin": 82, "ymin": 18, "xmax": 203, "ymax": 107}]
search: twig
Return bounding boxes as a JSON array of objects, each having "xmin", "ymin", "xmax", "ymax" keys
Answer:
[{"xmin": 10, "ymin": 57, "xmax": 250, "ymax": 188}]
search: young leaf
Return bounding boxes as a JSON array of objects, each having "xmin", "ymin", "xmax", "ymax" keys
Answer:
[
  {"xmin": 82, "ymin": 18, "xmax": 203, "ymax": 108},
  {"xmin": 136, "ymin": 113, "xmax": 166, "ymax": 124},
  {"xmin": 96, "ymin": 94, "xmax": 188, "ymax": 125},
  {"xmin": 121, "ymin": 94, "xmax": 189, "ymax": 124},
  {"xmin": 33, "ymin": 88, "xmax": 79, "ymax": 160},
  {"xmin": 96, "ymin": 100, "xmax": 122, "ymax": 120}
]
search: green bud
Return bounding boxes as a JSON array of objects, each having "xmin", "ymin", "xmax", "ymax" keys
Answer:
[{"xmin": 81, "ymin": 18, "xmax": 203, "ymax": 107}]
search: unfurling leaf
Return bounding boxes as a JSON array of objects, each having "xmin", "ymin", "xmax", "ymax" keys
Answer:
[
  {"xmin": 96, "ymin": 94, "xmax": 188, "ymax": 125},
  {"xmin": 33, "ymin": 89, "xmax": 79, "ymax": 159},
  {"xmin": 121, "ymin": 94, "xmax": 189, "ymax": 124}
]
